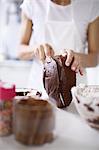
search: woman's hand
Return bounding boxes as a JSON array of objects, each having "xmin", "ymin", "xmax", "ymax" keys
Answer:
[
  {"xmin": 18, "ymin": 43, "xmax": 54, "ymax": 61},
  {"xmin": 34, "ymin": 43, "xmax": 54, "ymax": 61},
  {"xmin": 63, "ymin": 49, "xmax": 83, "ymax": 75}
]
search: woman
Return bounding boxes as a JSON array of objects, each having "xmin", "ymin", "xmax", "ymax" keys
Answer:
[{"xmin": 18, "ymin": 0, "xmax": 99, "ymax": 90}]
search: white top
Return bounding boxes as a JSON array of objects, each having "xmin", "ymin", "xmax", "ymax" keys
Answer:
[{"xmin": 21, "ymin": 0, "xmax": 99, "ymax": 52}]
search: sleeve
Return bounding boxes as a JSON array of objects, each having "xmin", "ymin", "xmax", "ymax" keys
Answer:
[
  {"xmin": 20, "ymin": 0, "xmax": 33, "ymax": 20},
  {"xmin": 89, "ymin": 0, "xmax": 99, "ymax": 23}
]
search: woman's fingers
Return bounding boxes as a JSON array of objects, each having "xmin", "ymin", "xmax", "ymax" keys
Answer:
[
  {"xmin": 39, "ymin": 45, "xmax": 46, "ymax": 61},
  {"xmin": 79, "ymin": 67, "xmax": 84, "ymax": 76},
  {"xmin": 71, "ymin": 61, "xmax": 83, "ymax": 75},
  {"xmin": 64, "ymin": 49, "xmax": 83, "ymax": 75},
  {"xmin": 65, "ymin": 50, "xmax": 74, "ymax": 66},
  {"xmin": 45, "ymin": 43, "xmax": 54, "ymax": 57},
  {"xmin": 71, "ymin": 62, "xmax": 83, "ymax": 75},
  {"xmin": 71, "ymin": 60, "xmax": 79, "ymax": 71},
  {"xmin": 34, "ymin": 45, "xmax": 46, "ymax": 61},
  {"xmin": 34, "ymin": 43, "xmax": 54, "ymax": 61}
]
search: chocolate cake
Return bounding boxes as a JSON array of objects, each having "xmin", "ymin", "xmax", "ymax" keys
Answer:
[
  {"xmin": 43, "ymin": 55, "xmax": 76, "ymax": 108},
  {"xmin": 13, "ymin": 96, "xmax": 55, "ymax": 145}
]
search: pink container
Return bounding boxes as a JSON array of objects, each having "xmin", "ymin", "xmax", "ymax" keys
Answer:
[{"xmin": 0, "ymin": 81, "xmax": 16, "ymax": 136}]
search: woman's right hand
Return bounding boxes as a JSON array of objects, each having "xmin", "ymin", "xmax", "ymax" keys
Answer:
[{"xmin": 34, "ymin": 43, "xmax": 54, "ymax": 62}]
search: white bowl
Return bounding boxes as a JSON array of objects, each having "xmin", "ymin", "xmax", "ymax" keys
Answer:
[{"xmin": 71, "ymin": 85, "xmax": 99, "ymax": 129}]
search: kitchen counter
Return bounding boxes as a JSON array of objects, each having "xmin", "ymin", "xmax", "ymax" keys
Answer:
[{"xmin": 0, "ymin": 103, "xmax": 99, "ymax": 150}]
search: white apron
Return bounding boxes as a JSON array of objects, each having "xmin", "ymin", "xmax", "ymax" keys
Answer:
[
  {"xmin": 44, "ymin": 0, "xmax": 84, "ymax": 54},
  {"xmin": 28, "ymin": 0, "xmax": 87, "ymax": 93}
]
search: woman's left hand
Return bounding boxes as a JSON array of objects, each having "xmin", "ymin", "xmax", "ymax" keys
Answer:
[
  {"xmin": 34, "ymin": 43, "xmax": 54, "ymax": 61},
  {"xmin": 63, "ymin": 49, "xmax": 83, "ymax": 75}
]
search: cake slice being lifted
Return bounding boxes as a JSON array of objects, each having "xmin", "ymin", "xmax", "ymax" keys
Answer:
[{"xmin": 43, "ymin": 55, "xmax": 76, "ymax": 108}]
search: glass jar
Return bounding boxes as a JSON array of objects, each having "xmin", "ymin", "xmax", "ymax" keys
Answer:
[
  {"xmin": 13, "ymin": 96, "xmax": 55, "ymax": 145},
  {"xmin": 0, "ymin": 82, "xmax": 16, "ymax": 136}
]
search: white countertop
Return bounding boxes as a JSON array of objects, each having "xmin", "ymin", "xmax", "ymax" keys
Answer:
[{"xmin": 0, "ymin": 103, "xmax": 99, "ymax": 150}]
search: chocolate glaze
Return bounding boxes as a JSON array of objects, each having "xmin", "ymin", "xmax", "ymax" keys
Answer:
[{"xmin": 43, "ymin": 55, "xmax": 76, "ymax": 108}]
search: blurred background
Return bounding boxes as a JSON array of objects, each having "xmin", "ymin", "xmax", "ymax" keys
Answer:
[
  {"xmin": 0, "ymin": 0, "xmax": 22, "ymax": 59},
  {"xmin": 0, "ymin": 0, "xmax": 32, "ymax": 88}
]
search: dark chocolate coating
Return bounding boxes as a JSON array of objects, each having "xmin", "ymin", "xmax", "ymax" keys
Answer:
[{"xmin": 43, "ymin": 55, "xmax": 76, "ymax": 108}]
